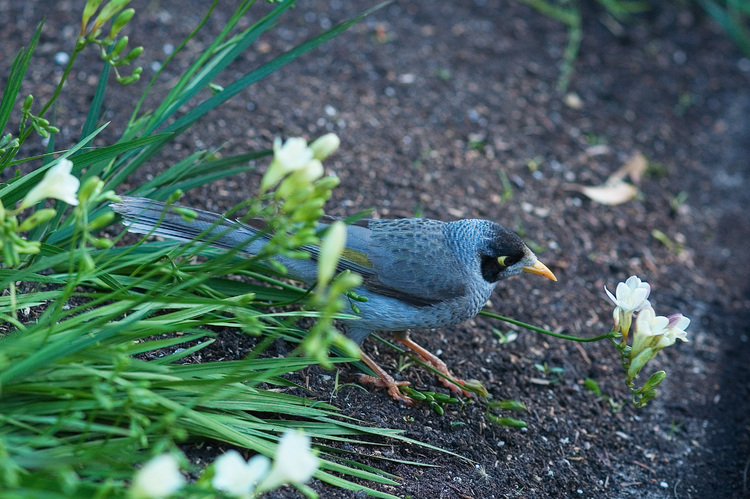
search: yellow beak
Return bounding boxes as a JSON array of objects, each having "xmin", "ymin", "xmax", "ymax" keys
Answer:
[{"xmin": 522, "ymin": 260, "xmax": 557, "ymax": 281}]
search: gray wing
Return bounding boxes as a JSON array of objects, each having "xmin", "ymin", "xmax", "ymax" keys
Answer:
[{"xmin": 359, "ymin": 219, "xmax": 468, "ymax": 307}]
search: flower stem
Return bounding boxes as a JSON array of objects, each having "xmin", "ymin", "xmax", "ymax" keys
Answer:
[{"xmin": 481, "ymin": 311, "xmax": 617, "ymax": 342}]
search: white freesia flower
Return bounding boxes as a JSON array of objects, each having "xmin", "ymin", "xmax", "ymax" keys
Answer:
[
  {"xmin": 130, "ymin": 454, "xmax": 185, "ymax": 499},
  {"xmin": 605, "ymin": 275, "xmax": 651, "ymax": 338},
  {"xmin": 212, "ymin": 450, "xmax": 271, "ymax": 497},
  {"xmin": 257, "ymin": 430, "xmax": 319, "ymax": 492},
  {"xmin": 19, "ymin": 159, "xmax": 80, "ymax": 209},
  {"xmin": 274, "ymin": 137, "xmax": 312, "ymax": 170},
  {"xmin": 654, "ymin": 313, "xmax": 690, "ymax": 350},
  {"xmin": 630, "ymin": 305, "xmax": 669, "ymax": 358},
  {"xmin": 605, "ymin": 275, "xmax": 651, "ymax": 312},
  {"xmin": 261, "ymin": 137, "xmax": 314, "ymax": 191}
]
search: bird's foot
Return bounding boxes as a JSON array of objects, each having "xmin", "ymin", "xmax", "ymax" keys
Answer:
[
  {"xmin": 358, "ymin": 374, "xmax": 413, "ymax": 406},
  {"xmin": 358, "ymin": 351, "xmax": 414, "ymax": 405},
  {"xmin": 394, "ymin": 332, "xmax": 475, "ymax": 398}
]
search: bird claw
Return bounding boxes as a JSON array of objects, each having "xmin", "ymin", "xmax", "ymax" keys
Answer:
[
  {"xmin": 359, "ymin": 374, "xmax": 413, "ymax": 405},
  {"xmin": 394, "ymin": 332, "xmax": 474, "ymax": 399}
]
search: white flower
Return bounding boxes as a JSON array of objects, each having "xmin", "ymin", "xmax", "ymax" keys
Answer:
[
  {"xmin": 605, "ymin": 275, "xmax": 651, "ymax": 312},
  {"xmin": 605, "ymin": 275, "xmax": 651, "ymax": 338},
  {"xmin": 654, "ymin": 313, "xmax": 690, "ymax": 349},
  {"xmin": 630, "ymin": 305, "xmax": 669, "ymax": 358},
  {"xmin": 131, "ymin": 454, "xmax": 184, "ymax": 499},
  {"xmin": 19, "ymin": 159, "xmax": 80, "ymax": 210},
  {"xmin": 317, "ymin": 221, "xmax": 347, "ymax": 287},
  {"xmin": 257, "ymin": 430, "xmax": 319, "ymax": 492},
  {"xmin": 261, "ymin": 137, "xmax": 314, "ymax": 191},
  {"xmin": 212, "ymin": 450, "xmax": 271, "ymax": 497},
  {"xmin": 309, "ymin": 133, "xmax": 340, "ymax": 161}
]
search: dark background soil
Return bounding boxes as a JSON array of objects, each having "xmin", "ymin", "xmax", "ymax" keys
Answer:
[{"xmin": 3, "ymin": 0, "xmax": 750, "ymax": 497}]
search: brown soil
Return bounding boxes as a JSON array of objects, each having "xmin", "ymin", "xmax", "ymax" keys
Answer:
[{"xmin": 3, "ymin": 0, "xmax": 749, "ymax": 497}]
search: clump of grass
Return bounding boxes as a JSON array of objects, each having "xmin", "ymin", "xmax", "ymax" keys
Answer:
[{"xmin": 1, "ymin": 1, "xmax": 459, "ymax": 497}]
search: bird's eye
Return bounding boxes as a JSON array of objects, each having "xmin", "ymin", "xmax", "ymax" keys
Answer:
[{"xmin": 497, "ymin": 255, "xmax": 520, "ymax": 267}]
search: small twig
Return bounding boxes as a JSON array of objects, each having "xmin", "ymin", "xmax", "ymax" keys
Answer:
[
  {"xmin": 632, "ymin": 460, "xmax": 655, "ymax": 473},
  {"xmin": 574, "ymin": 341, "xmax": 591, "ymax": 364}
]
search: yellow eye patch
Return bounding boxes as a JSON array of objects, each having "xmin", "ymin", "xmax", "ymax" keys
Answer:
[{"xmin": 497, "ymin": 256, "xmax": 508, "ymax": 266}]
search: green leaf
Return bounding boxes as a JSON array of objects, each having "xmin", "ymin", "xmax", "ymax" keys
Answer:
[
  {"xmin": 78, "ymin": 62, "xmax": 111, "ymax": 143},
  {"xmin": 0, "ymin": 22, "xmax": 43, "ymax": 139}
]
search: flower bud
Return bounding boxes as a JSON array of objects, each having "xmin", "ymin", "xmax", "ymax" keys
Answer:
[
  {"xmin": 208, "ymin": 83, "xmax": 224, "ymax": 94},
  {"xmin": 627, "ymin": 347, "xmax": 654, "ymax": 379},
  {"xmin": 78, "ymin": 176, "xmax": 104, "ymax": 204},
  {"xmin": 123, "ymin": 46, "xmax": 144, "ymax": 64},
  {"xmin": 88, "ymin": 211, "xmax": 115, "ymax": 230},
  {"xmin": 275, "ymin": 160, "xmax": 323, "ymax": 200},
  {"xmin": 166, "ymin": 190, "xmax": 183, "ymax": 204},
  {"xmin": 117, "ymin": 72, "xmax": 140, "ymax": 85},
  {"xmin": 331, "ymin": 271, "xmax": 363, "ymax": 295},
  {"xmin": 93, "ymin": 0, "xmax": 130, "ymax": 31},
  {"xmin": 309, "ymin": 133, "xmax": 340, "ymax": 161},
  {"xmin": 92, "ymin": 237, "xmax": 114, "ymax": 249},
  {"xmin": 313, "ymin": 175, "xmax": 340, "ymax": 192},
  {"xmin": 430, "ymin": 401, "xmax": 445, "ymax": 416},
  {"xmin": 82, "ymin": 0, "xmax": 103, "ymax": 31},
  {"xmin": 18, "ymin": 208, "xmax": 57, "ymax": 232},
  {"xmin": 4, "ymin": 242, "xmax": 20, "ymax": 267},
  {"xmin": 171, "ymin": 207, "xmax": 197, "ymax": 223},
  {"xmin": 638, "ymin": 388, "xmax": 658, "ymax": 406},
  {"xmin": 79, "ymin": 252, "xmax": 96, "ymax": 273},
  {"xmin": 639, "ymin": 370, "xmax": 666, "ymax": 394},
  {"xmin": 488, "ymin": 416, "xmax": 527, "ymax": 428},
  {"xmin": 109, "ymin": 8, "xmax": 134, "ymax": 39},
  {"xmin": 111, "ymin": 36, "xmax": 129, "ymax": 57},
  {"xmin": 317, "ymin": 221, "xmax": 346, "ymax": 287},
  {"xmin": 23, "ymin": 94, "xmax": 34, "ymax": 113},
  {"xmin": 489, "ymin": 399, "xmax": 527, "ymax": 412},
  {"xmin": 15, "ymin": 239, "xmax": 41, "ymax": 255},
  {"xmin": 332, "ymin": 334, "xmax": 361, "ymax": 359},
  {"xmin": 462, "ymin": 379, "xmax": 489, "ymax": 398}
]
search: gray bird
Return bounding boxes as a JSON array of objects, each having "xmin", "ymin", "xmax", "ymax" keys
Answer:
[{"xmin": 113, "ymin": 196, "xmax": 556, "ymax": 404}]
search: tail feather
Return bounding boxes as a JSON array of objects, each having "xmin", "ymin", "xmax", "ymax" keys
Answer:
[{"xmin": 112, "ymin": 196, "xmax": 265, "ymax": 253}]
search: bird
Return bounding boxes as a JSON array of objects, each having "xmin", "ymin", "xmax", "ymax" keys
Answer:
[{"xmin": 112, "ymin": 196, "xmax": 556, "ymax": 404}]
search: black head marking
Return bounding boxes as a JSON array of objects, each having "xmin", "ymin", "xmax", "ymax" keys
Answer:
[{"xmin": 479, "ymin": 223, "xmax": 531, "ymax": 283}]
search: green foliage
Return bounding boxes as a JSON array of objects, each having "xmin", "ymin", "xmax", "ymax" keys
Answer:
[
  {"xmin": 517, "ymin": 0, "xmax": 749, "ymax": 91},
  {"xmin": 0, "ymin": 1, "xmax": 451, "ymax": 497},
  {"xmin": 698, "ymin": 0, "xmax": 750, "ymax": 57}
]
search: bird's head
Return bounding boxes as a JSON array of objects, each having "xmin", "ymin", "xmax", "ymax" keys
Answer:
[{"xmin": 476, "ymin": 221, "xmax": 557, "ymax": 283}]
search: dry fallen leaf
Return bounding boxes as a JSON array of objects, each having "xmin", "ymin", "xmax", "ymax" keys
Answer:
[
  {"xmin": 568, "ymin": 151, "xmax": 646, "ymax": 205},
  {"xmin": 609, "ymin": 151, "xmax": 648, "ymax": 184},
  {"xmin": 572, "ymin": 180, "xmax": 639, "ymax": 206}
]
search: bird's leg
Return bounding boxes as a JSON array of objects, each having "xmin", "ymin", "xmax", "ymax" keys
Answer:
[
  {"xmin": 393, "ymin": 330, "xmax": 473, "ymax": 398},
  {"xmin": 357, "ymin": 350, "xmax": 414, "ymax": 406}
]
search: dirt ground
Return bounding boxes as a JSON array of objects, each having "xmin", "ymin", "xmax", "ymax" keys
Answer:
[{"xmin": 3, "ymin": 0, "xmax": 750, "ymax": 497}]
